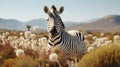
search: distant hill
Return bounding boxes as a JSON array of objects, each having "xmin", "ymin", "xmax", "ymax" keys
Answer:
[
  {"xmin": 0, "ymin": 18, "xmax": 79, "ymax": 31},
  {"xmin": 0, "ymin": 18, "xmax": 25, "ymax": 30},
  {"xmin": 68, "ymin": 15, "xmax": 120, "ymax": 32},
  {"xmin": 25, "ymin": 19, "xmax": 80, "ymax": 29},
  {"xmin": 25, "ymin": 19, "xmax": 47, "ymax": 30},
  {"xmin": 1, "ymin": 15, "xmax": 120, "ymax": 32}
]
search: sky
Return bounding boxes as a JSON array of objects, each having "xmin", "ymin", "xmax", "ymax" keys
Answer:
[{"xmin": 0, "ymin": 0, "xmax": 120, "ymax": 22}]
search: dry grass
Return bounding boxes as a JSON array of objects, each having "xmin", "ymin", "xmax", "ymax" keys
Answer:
[
  {"xmin": 78, "ymin": 44, "xmax": 120, "ymax": 67},
  {"xmin": 0, "ymin": 29, "xmax": 120, "ymax": 67}
]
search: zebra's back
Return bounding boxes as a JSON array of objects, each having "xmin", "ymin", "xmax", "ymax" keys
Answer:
[
  {"xmin": 61, "ymin": 30, "xmax": 86, "ymax": 57},
  {"xmin": 67, "ymin": 30, "xmax": 84, "ymax": 41}
]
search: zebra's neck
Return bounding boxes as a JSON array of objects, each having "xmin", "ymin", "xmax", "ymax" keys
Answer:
[{"xmin": 48, "ymin": 30, "xmax": 65, "ymax": 46}]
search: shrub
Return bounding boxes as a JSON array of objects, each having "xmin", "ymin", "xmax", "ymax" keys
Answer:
[
  {"xmin": 13, "ymin": 56, "xmax": 38, "ymax": 67},
  {"xmin": 0, "ymin": 42, "xmax": 15, "ymax": 64},
  {"xmin": 78, "ymin": 44, "xmax": 120, "ymax": 67},
  {"xmin": 2, "ymin": 58, "xmax": 15, "ymax": 67}
]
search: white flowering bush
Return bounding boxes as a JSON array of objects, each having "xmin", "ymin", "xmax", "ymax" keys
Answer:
[
  {"xmin": 0, "ymin": 30, "xmax": 120, "ymax": 67},
  {"xmin": 49, "ymin": 53, "xmax": 58, "ymax": 62},
  {"xmin": 15, "ymin": 49, "xmax": 25, "ymax": 57},
  {"xmin": 113, "ymin": 35, "xmax": 120, "ymax": 45},
  {"xmin": 33, "ymin": 26, "xmax": 40, "ymax": 33}
]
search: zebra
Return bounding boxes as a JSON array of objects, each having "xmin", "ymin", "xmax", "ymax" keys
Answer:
[{"xmin": 44, "ymin": 5, "xmax": 86, "ymax": 58}]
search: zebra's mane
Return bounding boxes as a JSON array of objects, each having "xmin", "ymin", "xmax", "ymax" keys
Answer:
[
  {"xmin": 61, "ymin": 20, "xmax": 65, "ymax": 29},
  {"xmin": 51, "ymin": 5, "xmax": 56, "ymax": 10}
]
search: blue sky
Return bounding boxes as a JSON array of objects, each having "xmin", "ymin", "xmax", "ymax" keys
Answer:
[{"xmin": 0, "ymin": 0, "xmax": 120, "ymax": 22}]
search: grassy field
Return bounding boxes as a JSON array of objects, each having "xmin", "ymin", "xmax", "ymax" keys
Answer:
[{"xmin": 0, "ymin": 29, "xmax": 120, "ymax": 67}]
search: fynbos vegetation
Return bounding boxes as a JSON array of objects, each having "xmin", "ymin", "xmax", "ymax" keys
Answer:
[{"xmin": 0, "ymin": 29, "xmax": 120, "ymax": 67}]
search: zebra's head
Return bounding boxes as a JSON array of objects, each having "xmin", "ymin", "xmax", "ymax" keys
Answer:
[{"xmin": 44, "ymin": 5, "xmax": 65, "ymax": 37}]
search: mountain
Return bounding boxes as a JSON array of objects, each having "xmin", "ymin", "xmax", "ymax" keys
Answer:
[
  {"xmin": 0, "ymin": 18, "xmax": 78, "ymax": 31},
  {"xmin": 1, "ymin": 15, "xmax": 120, "ymax": 32},
  {"xmin": 0, "ymin": 18, "xmax": 25, "ymax": 30},
  {"xmin": 69, "ymin": 15, "xmax": 120, "ymax": 32},
  {"xmin": 25, "ymin": 19, "xmax": 80, "ymax": 29},
  {"xmin": 25, "ymin": 19, "xmax": 47, "ymax": 29}
]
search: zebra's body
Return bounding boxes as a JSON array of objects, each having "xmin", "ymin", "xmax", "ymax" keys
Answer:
[
  {"xmin": 48, "ymin": 30, "xmax": 86, "ymax": 57},
  {"xmin": 44, "ymin": 5, "xmax": 86, "ymax": 58}
]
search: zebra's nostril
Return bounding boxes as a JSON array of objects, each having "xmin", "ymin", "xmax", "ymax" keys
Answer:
[
  {"xmin": 53, "ymin": 26, "xmax": 55, "ymax": 29},
  {"xmin": 47, "ymin": 19, "xmax": 49, "ymax": 21},
  {"xmin": 49, "ymin": 26, "xmax": 57, "ymax": 36}
]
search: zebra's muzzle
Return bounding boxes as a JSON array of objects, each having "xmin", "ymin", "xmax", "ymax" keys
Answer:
[{"xmin": 49, "ymin": 26, "xmax": 57, "ymax": 37}]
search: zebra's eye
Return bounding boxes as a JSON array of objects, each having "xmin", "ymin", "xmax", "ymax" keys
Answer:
[{"xmin": 47, "ymin": 18, "xmax": 49, "ymax": 21}]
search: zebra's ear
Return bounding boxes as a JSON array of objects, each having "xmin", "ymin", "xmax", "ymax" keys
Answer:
[
  {"xmin": 44, "ymin": 6, "xmax": 50, "ymax": 14},
  {"xmin": 58, "ymin": 6, "xmax": 64, "ymax": 14}
]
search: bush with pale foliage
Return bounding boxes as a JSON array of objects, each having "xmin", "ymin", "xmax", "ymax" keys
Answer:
[
  {"xmin": 49, "ymin": 53, "xmax": 58, "ymax": 62},
  {"xmin": 15, "ymin": 49, "xmax": 25, "ymax": 57},
  {"xmin": 79, "ymin": 44, "xmax": 120, "ymax": 67},
  {"xmin": 2, "ymin": 58, "xmax": 15, "ymax": 67},
  {"xmin": 13, "ymin": 56, "xmax": 38, "ymax": 67}
]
